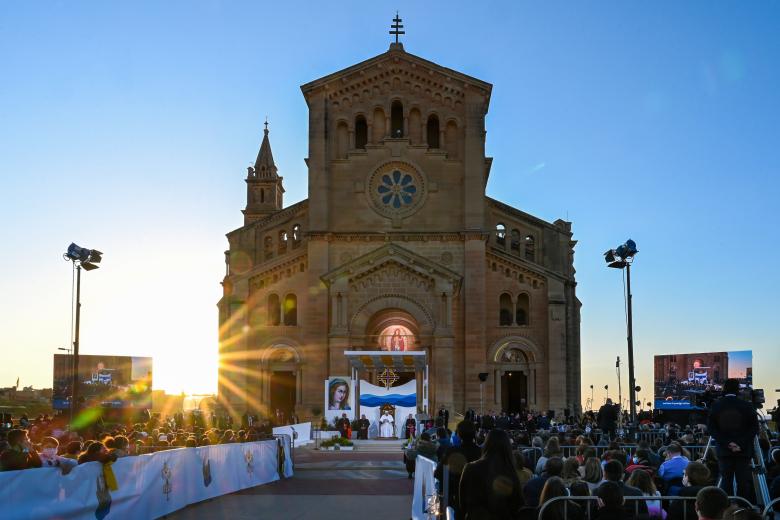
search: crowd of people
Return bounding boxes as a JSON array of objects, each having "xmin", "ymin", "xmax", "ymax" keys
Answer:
[
  {"xmin": 0, "ymin": 410, "xmax": 280, "ymax": 473},
  {"xmin": 404, "ymin": 379, "xmax": 779, "ymax": 520}
]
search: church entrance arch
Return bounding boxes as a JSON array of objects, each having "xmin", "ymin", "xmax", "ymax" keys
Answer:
[
  {"xmin": 366, "ymin": 309, "xmax": 419, "ymax": 386},
  {"xmin": 487, "ymin": 337, "xmax": 543, "ymax": 414},
  {"xmin": 260, "ymin": 343, "xmax": 302, "ymax": 423}
]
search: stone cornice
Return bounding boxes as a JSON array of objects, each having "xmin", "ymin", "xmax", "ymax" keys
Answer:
[
  {"xmin": 486, "ymin": 249, "xmax": 572, "ymax": 284},
  {"xmin": 307, "ymin": 231, "xmax": 485, "ymax": 242},
  {"xmin": 487, "ymin": 197, "xmax": 571, "ymax": 236},
  {"xmin": 321, "ymin": 243, "xmax": 462, "ymax": 290},
  {"xmin": 228, "ymin": 252, "xmax": 308, "ymax": 290},
  {"xmin": 301, "ymin": 47, "xmax": 492, "ymax": 107},
  {"xmin": 227, "ymin": 199, "xmax": 309, "ymax": 239}
]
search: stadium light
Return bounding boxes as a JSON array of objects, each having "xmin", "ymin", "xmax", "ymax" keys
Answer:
[
  {"xmin": 63, "ymin": 242, "xmax": 103, "ymax": 422},
  {"xmin": 604, "ymin": 239, "xmax": 638, "ymax": 427}
]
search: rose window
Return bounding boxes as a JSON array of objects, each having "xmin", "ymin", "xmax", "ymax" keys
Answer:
[{"xmin": 377, "ymin": 170, "xmax": 417, "ymax": 209}]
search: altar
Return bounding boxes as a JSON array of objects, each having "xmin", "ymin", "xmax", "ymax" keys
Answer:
[{"xmin": 344, "ymin": 350, "xmax": 429, "ymax": 439}]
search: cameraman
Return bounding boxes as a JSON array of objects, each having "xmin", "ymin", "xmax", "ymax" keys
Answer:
[{"xmin": 706, "ymin": 378, "xmax": 759, "ymax": 501}]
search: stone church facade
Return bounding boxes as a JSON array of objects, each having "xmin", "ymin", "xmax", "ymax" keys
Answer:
[{"xmin": 218, "ymin": 42, "xmax": 581, "ymax": 420}]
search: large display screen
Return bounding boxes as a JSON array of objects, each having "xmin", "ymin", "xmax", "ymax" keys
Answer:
[
  {"xmin": 53, "ymin": 354, "xmax": 152, "ymax": 409},
  {"xmin": 653, "ymin": 350, "xmax": 752, "ymax": 410}
]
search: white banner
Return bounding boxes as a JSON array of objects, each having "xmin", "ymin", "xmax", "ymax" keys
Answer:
[
  {"xmin": 411, "ymin": 455, "xmax": 437, "ymax": 520},
  {"xmin": 0, "ymin": 438, "xmax": 292, "ymax": 520},
  {"xmin": 272, "ymin": 421, "xmax": 312, "ymax": 445}
]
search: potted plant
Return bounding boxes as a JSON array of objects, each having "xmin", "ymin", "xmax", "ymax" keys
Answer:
[
  {"xmin": 335, "ymin": 436, "xmax": 354, "ymax": 451},
  {"xmin": 320, "ymin": 438, "xmax": 336, "ymax": 451}
]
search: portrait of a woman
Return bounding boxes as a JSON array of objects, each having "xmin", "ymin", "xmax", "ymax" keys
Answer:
[{"xmin": 328, "ymin": 378, "xmax": 351, "ymax": 410}]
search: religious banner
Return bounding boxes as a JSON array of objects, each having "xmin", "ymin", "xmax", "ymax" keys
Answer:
[
  {"xmin": 324, "ymin": 376, "xmax": 354, "ymax": 423},
  {"xmin": 359, "ymin": 379, "xmax": 416, "ymax": 438}
]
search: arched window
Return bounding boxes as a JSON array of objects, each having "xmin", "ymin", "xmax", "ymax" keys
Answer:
[
  {"xmin": 260, "ymin": 188, "xmax": 265, "ymax": 203},
  {"xmin": 278, "ymin": 230, "xmax": 288, "ymax": 255},
  {"xmin": 264, "ymin": 236, "xmax": 273, "ymax": 260},
  {"xmin": 516, "ymin": 293, "xmax": 529, "ymax": 326},
  {"xmin": 525, "ymin": 235, "xmax": 536, "ymax": 261},
  {"xmin": 267, "ymin": 294, "xmax": 280, "ymax": 326},
  {"xmin": 499, "ymin": 293, "xmax": 513, "ymax": 326},
  {"xmin": 495, "ymin": 223, "xmax": 506, "ymax": 246},
  {"xmin": 391, "ymin": 101, "xmax": 404, "ymax": 137},
  {"xmin": 283, "ymin": 294, "xmax": 297, "ymax": 326},
  {"xmin": 355, "ymin": 116, "xmax": 368, "ymax": 149},
  {"xmin": 292, "ymin": 224, "xmax": 301, "ymax": 248},
  {"xmin": 426, "ymin": 115, "xmax": 440, "ymax": 148},
  {"xmin": 336, "ymin": 121, "xmax": 348, "ymax": 159}
]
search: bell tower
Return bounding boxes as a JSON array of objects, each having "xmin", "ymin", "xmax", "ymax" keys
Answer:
[{"xmin": 243, "ymin": 121, "xmax": 284, "ymax": 224}]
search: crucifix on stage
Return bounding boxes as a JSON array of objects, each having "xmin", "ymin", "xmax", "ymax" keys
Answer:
[{"xmin": 378, "ymin": 368, "xmax": 399, "ymax": 390}]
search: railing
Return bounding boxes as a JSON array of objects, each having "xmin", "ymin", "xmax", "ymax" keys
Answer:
[
  {"xmin": 763, "ymin": 497, "xmax": 780, "ymax": 518},
  {"xmin": 538, "ymin": 495, "xmax": 758, "ymax": 520}
]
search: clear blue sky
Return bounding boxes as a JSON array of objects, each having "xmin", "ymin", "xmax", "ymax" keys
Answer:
[{"xmin": 1, "ymin": 1, "xmax": 778, "ymax": 405}]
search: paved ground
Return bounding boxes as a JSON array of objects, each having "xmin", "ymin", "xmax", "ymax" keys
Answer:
[{"xmin": 168, "ymin": 441, "xmax": 413, "ymax": 519}]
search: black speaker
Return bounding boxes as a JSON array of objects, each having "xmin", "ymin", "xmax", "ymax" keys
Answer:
[{"xmin": 478, "ymin": 373, "xmax": 489, "ymax": 382}]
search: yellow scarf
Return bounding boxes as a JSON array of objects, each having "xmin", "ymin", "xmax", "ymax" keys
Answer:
[{"xmin": 103, "ymin": 461, "xmax": 118, "ymax": 491}]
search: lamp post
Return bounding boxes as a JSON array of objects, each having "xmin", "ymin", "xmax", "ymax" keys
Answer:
[
  {"xmin": 63, "ymin": 243, "xmax": 102, "ymax": 422},
  {"xmin": 604, "ymin": 239, "xmax": 638, "ymax": 425}
]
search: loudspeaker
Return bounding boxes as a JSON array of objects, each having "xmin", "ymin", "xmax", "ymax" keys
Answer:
[{"xmin": 478, "ymin": 373, "xmax": 489, "ymax": 382}]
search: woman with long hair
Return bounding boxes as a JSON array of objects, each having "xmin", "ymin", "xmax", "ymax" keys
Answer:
[
  {"xmin": 582, "ymin": 457, "xmax": 603, "ymax": 493},
  {"xmin": 459, "ymin": 429, "xmax": 524, "ymax": 519},
  {"xmin": 536, "ymin": 436, "xmax": 562, "ymax": 475},
  {"xmin": 328, "ymin": 379, "xmax": 351, "ymax": 410},
  {"xmin": 539, "ymin": 476, "xmax": 582, "ymax": 520},
  {"xmin": 626, "ymin": 469, "xmax": 664, "ymax": 518}
]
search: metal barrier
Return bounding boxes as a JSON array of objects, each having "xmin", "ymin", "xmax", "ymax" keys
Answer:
[
  {"xmin": 763, "ymin": 497, "xmax": 780, "ymax": 518},
  {"xmin": 519, "ymin": 446, "xmax": 543, "ymax": 469},
  {"xmin": 538, "ymin": 495, "xmax": 758, "ymax": 520},
  {"xmin": 636, "ymin": 430, "xmax": 667, "ymax": 444}
]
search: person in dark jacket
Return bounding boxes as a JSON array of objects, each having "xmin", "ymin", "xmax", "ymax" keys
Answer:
[
  {"xmin": 77, "ymin": 441, "xmax": 117, "ymax": 465},
  {"xmin": 668, "ymin": 461, "xmax": 711, "ymax": 520},
  {"xmin": 707, "ymin": 378, "xmax": 759, "ymax": 502},
  {"xmin": 595, "ymin": 481, "xmax": 632, "ymax": 520},
  {"xmin": 0, "ymin": 429, "xmax": 41, "ymax": 471},
  {"xmin": 600, "ymin": 459, "xmax": 648, "ymax": 517},
  {"xmin": 523, "ymin": 457, "xmax": 563, "ymax": 507},
  {"xmin": 459, "ymin": 428, "xmax": 524, "ymax": 519},
  {"xmin": 437, "ymin": 421, "xmax": 483, "ymax": 519},
  {"xmin": 598, "ymin": 399, "xmax": 619, "ymax": 440}
]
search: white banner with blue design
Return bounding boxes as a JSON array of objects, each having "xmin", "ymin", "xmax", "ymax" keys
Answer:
[
  {"xmin": 0, "ymin": 437, "xmax": 292, "ymax": 520},
  {"xmin": 359, "ymin": 379, "xmax": 417, "ymax": 438}
]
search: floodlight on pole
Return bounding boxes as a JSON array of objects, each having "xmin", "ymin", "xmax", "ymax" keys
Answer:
[
  {"xmin": 604, "ymin": 239, "xmax": 638, "ymax": 426},
  {"xmin": 63, "ymin": 243, "xmax": 102, "ymax": 424}
]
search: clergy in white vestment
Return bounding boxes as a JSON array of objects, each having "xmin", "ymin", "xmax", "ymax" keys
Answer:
[{"xmin": 379, "ymin": 411, "xmax": 394, "ymax": 438}]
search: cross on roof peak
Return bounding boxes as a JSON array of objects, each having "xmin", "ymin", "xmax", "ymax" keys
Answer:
[{"xmin": 389, "ymin": 12, "xmax": 404, "ymax": 44}]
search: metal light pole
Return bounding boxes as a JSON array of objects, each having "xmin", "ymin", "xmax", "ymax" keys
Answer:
[
  {"xmin": 72, "ymin": 265, "xmax": 82, "ymax": 418},
  {"xmin": 625, "ymin": 261, "xmax": 637, "ymax": 425},
  {"xmin": 63, "ymin": 243, "xmax": 102, "ymax": 423},
  {"xmin": 604, "ymin": 239, "xmax": 638, "ymax": 425}
]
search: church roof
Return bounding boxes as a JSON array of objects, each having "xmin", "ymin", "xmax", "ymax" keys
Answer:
[
  {"xmin": 253, "ymin": 124, "xmax": 277, "ymax": 178},
  {"xmin": 300, "ymin": 43, "xmax": 492, "ymax": 102}
]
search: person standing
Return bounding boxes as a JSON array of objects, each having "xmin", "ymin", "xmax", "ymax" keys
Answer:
[
  {"xmin": 405, "ymin": 414, "xmax": 416, "ymax": 439},
  {"xmin": 438, "ymin": 406, "xmax": 450, "ymax": 428},
  {"xmin": 337, "ymin": 413, "xmax": 350, "ymax": 439},
  {"xmin": 598, "ymin": 399, "xmax": 618, "ymax": 440},
  {"xmin": 707, "ymin": 378, "xmax": 759, "ymax": 502},
  {"xmin": 357, "ymin": 414, "xmax": 370, "ymax": 440},
  {"xmin": 0, "ymin": 429, "xmax": 42, "ymax": 471},
  {"xmin": 459, "ymin": 429, "xmax": 523, "ymax": 519}
]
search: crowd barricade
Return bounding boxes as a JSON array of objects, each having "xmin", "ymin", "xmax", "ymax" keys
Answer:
[
  {"xmin": 636, "ymin": 430, "xmax": 667, "ymax": 444},
  {"xmin": 763, "ymin": 496, "xmax": 780, "ymax": 518},
  {"xmin": 538, "ymin": 495, "xmax": 757, "ymax": 520},
  {"xmin": 0, "ymin": 438, "xmax": 293, "ymax": 520},
  {"xmin": 411, "ymin": 455, "xmax": 438, "ymax": 520},
  {"xmin": 520, "ymin": 447, "xmax": 543, "ymax": 469},
  {"xmin": 272, "ymin": 421, "xmax": 312, "ymax": 446},
  {"xmin": 684, "ymin": 445, "xmax": 708, "ymax": 460}
]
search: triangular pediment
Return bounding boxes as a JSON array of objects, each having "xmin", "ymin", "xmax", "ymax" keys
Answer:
[
  {"xmin": 301, "ymin": 44, "xmax": 492, "ymax": 107},
  {"xmin": 321, "ymin": 243, "xmax": 462, "ymax": 292}
]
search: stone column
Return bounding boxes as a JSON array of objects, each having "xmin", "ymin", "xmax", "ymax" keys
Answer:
[
  {"xmin": 433, "ymin": 336, "xmax": 454, "ymax": 412},
  {"xmin": 348, "ymin": 129, "xmax": 355, "ymax": 150},
  {"xmin": 547, "ymin": 280, "xmax": 568, "ymax": 413}
]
